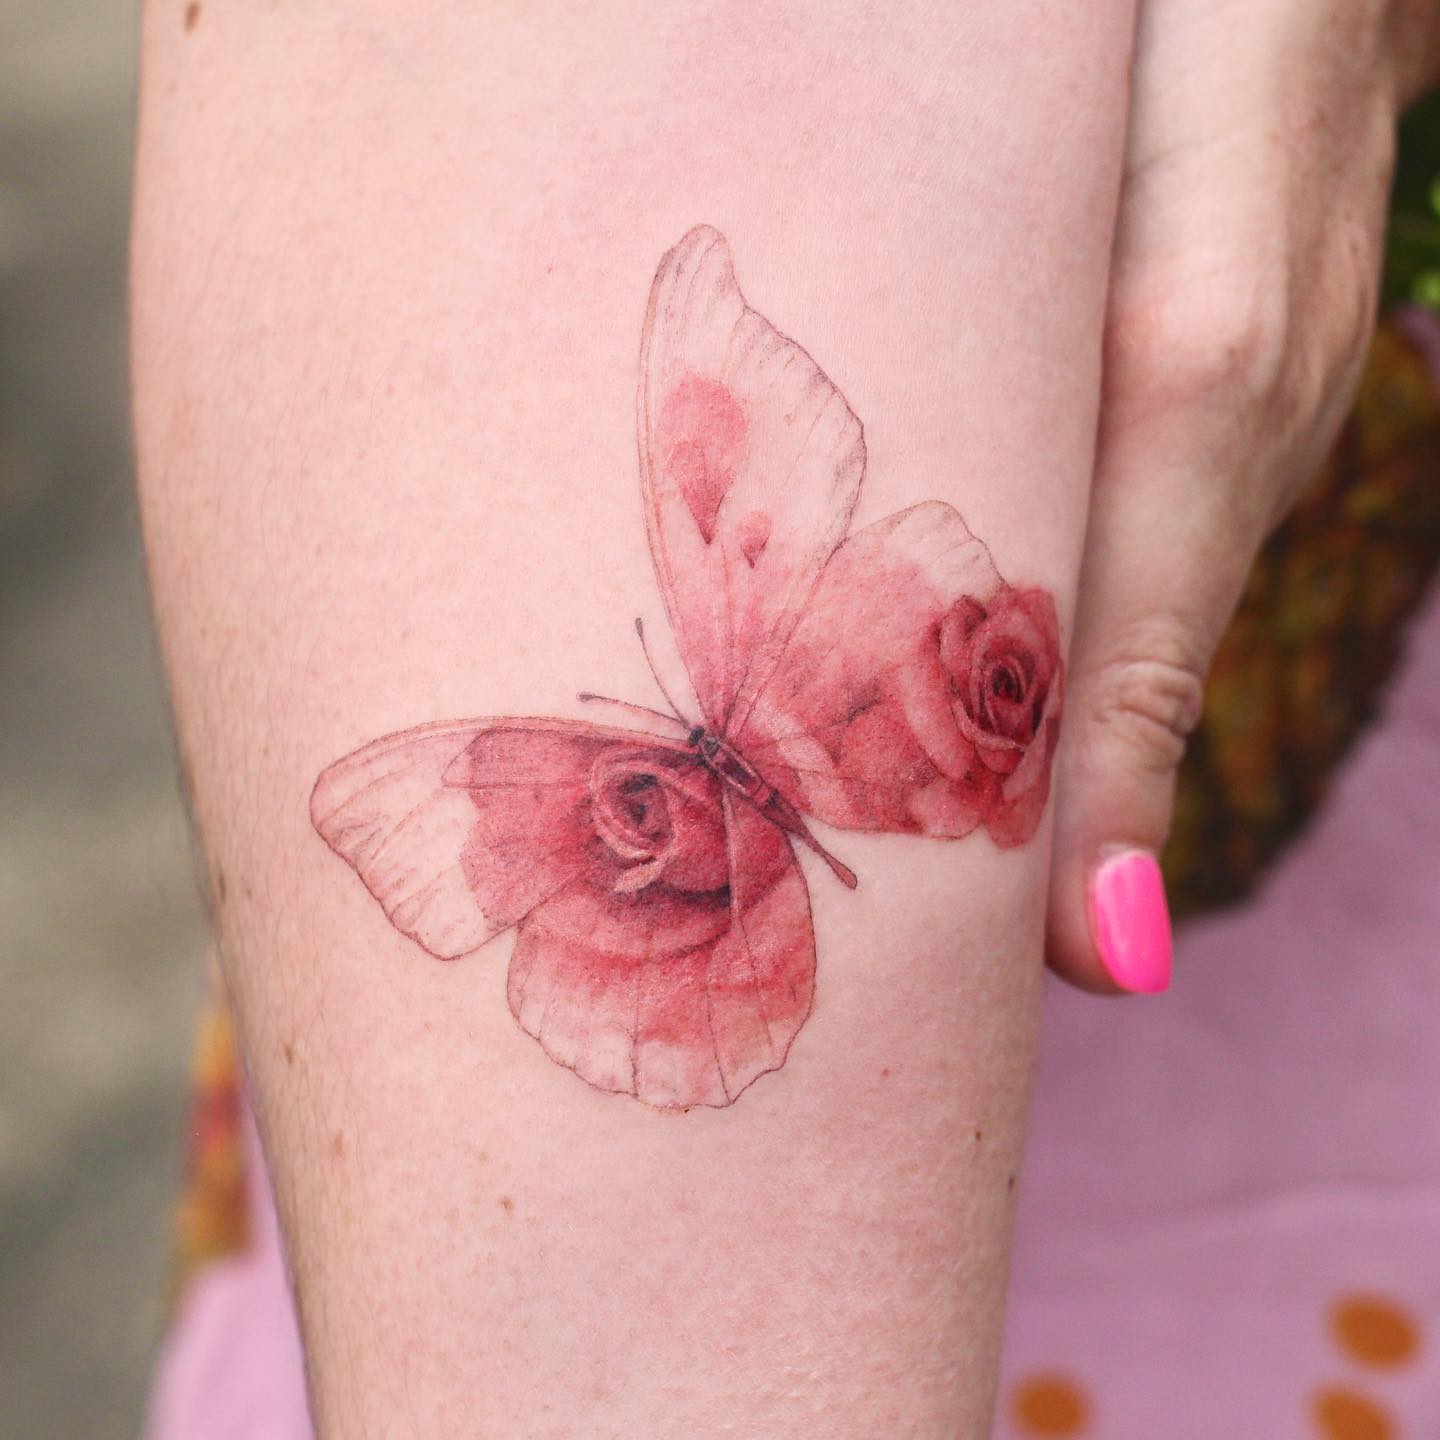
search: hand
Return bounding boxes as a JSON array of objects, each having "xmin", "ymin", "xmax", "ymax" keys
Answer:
[{"xmin": 1046, "ymin": 0, "xmax": 1440, "ymax": 993}]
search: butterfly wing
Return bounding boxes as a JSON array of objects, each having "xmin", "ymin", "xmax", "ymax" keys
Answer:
[
  {"xmin": 639, "ymin": 225, "xmax": 866, "ymax": 735},
  {"xmin": 312, "ymin": 716, "xmax": 815, "ymax": 1107},
  {"xmin": 310, "ymin": 717, "xmax": 691, "ymax": 959},
  {"xmin": 732, "ymin": 502, "xmax": 1064, "ymax": 846},
  {"xmin": 508, "ymin": 787, "xmax": 814, "ymax": 1109}
]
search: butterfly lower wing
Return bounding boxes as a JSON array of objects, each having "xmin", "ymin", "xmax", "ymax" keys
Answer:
[
  {"xmin": 314, "ymin": 714, "xmax": 816, "ymax": 1107},
  {"xmin": 734, "ymin": 501, "xmax": 1064, "ymax": 846},
  {"xmin": 506, "ymin": 787, "xmax": 815, "ymax": 1109},
  {"xmin": 311, "ymin": 720, "xmax": 512, "ymax": 958},
  {"xmin": 639, "ymin": 225, "xmax": 866, "ymax": 734}
]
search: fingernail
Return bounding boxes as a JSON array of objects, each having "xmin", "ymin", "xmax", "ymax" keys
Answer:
[{"xmin": 1089, "ymin": 849, "xmax": 1172, "ymax": 994}]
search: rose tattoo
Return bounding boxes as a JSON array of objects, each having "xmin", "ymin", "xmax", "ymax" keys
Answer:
[{"xmin": 312, "ymin": 227, "xmax": 1064, "ymax": 1110}]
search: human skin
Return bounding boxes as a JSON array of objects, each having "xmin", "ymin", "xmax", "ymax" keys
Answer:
[
  {"xmin": 1047, "ymin": 0, "xmax": 1440, "ymax": 993},
  {"xmin": 132, "ymin": 3, "xmax": 1137, "ymax": 1434}
]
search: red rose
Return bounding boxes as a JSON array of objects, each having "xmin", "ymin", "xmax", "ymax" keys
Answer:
[
  {"xmin": 752, "ymin": 505, "xmax": 1065, "ymax": 848},
  {"xmin": 933, "ymin": 585, "xmax": 1063, "ymax": 845},
  {"xmin": 587, "ymin": 748, "xmax": 729, "ymax": 894}
]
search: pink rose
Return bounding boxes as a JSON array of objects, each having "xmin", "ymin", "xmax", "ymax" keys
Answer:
[
  {"xmin": 587, "ymin": 749, "xmax": 729, "ymax": 895},
  {"xmin": 931, "ymin": 585, "xmax": 1063, "ymax": 845},
  {"xmin": 751, "ymin": 504, "xmax": 1064, "ymax": 848}
]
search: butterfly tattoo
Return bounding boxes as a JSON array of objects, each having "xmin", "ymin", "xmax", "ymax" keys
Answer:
[{"xmin": 311, "ymin": 226, "xmax": 1064, "ymax": 1110}]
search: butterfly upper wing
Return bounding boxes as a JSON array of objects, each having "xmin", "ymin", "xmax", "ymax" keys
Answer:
[
  {"xmin": 313, "ymin": 714, "xmax": 816, "ymax": 1108},
  {"xmin": 310, "ymin": 717, "xmax": 691, "ymax": 960},
  {"xmin": 639, "ymin": 225, "xmax": 866, "ymax": 735},
  {"xmin": 732, "ymin": 502, "xmax": 1064, "ymax": 845}
]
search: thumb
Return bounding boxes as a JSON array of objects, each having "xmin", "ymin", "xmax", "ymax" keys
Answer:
[{"xmin": 1046, "ymin": 440, "xmax": 1266, "ymax": 996}]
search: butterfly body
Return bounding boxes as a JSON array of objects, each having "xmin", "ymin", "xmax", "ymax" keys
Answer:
[
  {"xmin": 312, "ymin": 225, "xmax": 1064, "ymax": 1109},
  {"xmin": 691, "ymin": 727, "xmax": 764, "ymax": 795},
  {"xmin": 684, "ymin": 722, "xmax": 859, "ymax": 890}
]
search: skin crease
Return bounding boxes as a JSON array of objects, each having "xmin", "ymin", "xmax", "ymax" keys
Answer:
[{"xmin": 1047, "ymin": 0, "xmax": 1440, "ymax": 992}]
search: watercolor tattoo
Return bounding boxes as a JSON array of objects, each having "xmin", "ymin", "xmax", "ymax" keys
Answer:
[{"xmin": 311, "ymin": 227, "xmax": 1063, "ymax": 1110}]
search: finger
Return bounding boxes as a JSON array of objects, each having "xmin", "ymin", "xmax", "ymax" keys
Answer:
[
  {"xmin": 1046, "ymin": 260, "xmax": 1377, "ymax": 997},
  {"xmin": 1045, "ymin": 425, "xmax": 1254, "ymax": 996},
  {"xmin": 1046, "ymin": 0, "xmax": 1398, "ymax": 995}
]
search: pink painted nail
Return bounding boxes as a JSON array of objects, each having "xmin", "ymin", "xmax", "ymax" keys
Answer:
[{"xmin": 1089, "ymin": 849, "xmax": 1172, "ymax": 994}]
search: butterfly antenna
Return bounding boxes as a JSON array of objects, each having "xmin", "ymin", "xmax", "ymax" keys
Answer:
[
  {"xmin": 576, "ymin": 693, "xmax": 688, "ymax": 730},
  {"xmin": 634, "ymin": 617, "xmax": 688, "ymax": 724}
]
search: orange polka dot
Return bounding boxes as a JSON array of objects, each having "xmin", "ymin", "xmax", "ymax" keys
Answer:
[
  {"xmin": 1312, "ymin": 1386, "xmax": 1395, "ymax": 1440},
  {"xmin": 1330, "ymin": 1293, "xmax": 1421, "ymax": 1369},
  {"xmin": 1011, "ymin": 1373, "xmax": 1091, "ymax": 1436}
]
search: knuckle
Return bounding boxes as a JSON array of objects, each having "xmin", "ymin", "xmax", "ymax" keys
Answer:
[
  {"xmin": 1108, "ymin": 265, "xmax": 1292, "ymax": 414},
  {"xmin": 1265, "ymin": 220, "xmax": 1384, "ymax": 504},
  {"xmin": 1109, "ymin": 218, "xmax": 1384, "ymax": 442},
  {"xmin": 1085, "ymin": 642, "xmax": 1207, "ymax": 778},
  {"xmin": 1324, "ymin": 217, "xmax": 1383, "ymax": 371}
]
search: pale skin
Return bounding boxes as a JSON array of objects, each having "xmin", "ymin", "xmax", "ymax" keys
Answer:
[
  {"xmin": 1050, "ymin": 0, "xmax": 1440, "ymax": 989},
  {"xmin": 131, "ymin": 1, "xmax": 1437, "ymax": 1436}
]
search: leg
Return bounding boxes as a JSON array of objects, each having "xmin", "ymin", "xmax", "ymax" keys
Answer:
[{"xmin": 133, "ymin": 4, "xmax": 1135, "ymax": 1434}]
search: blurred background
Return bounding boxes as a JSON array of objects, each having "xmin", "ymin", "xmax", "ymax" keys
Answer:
[
  {"xmin": 1, "ymin": 3, "xmax": 207, "ymax": 1437},
  {"xmin": 2, "ymin": 3, "xmax": 1440, "ymax": 1438}
]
